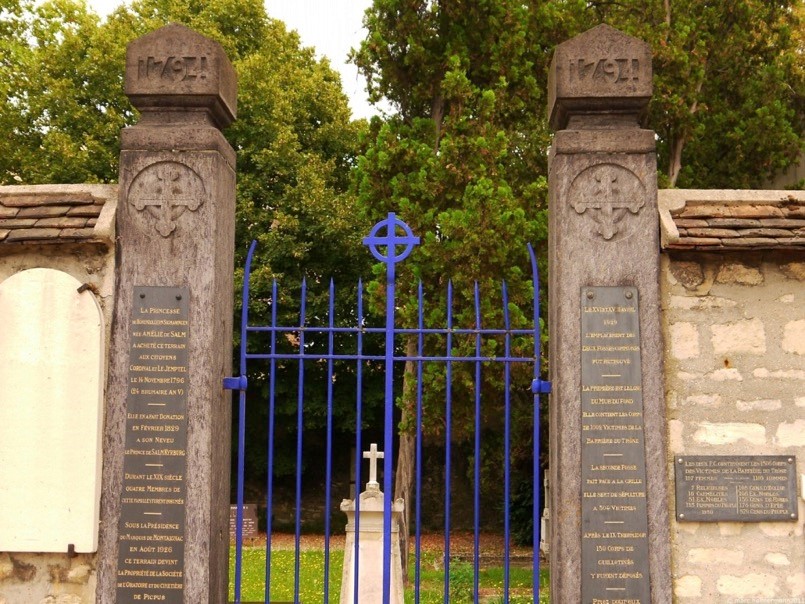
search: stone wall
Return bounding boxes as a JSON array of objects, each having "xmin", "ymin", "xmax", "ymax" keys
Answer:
[
  {"xmin": 0, "ymin": 184, "xmax": 116, "ymax": 604},
  {"xmin": 660, "ymin": 190, "xmax": 804, "ymax": 602}
]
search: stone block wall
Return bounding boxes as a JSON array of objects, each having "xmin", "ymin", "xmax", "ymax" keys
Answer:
[{"xmin": 660, "ymin": 191, "xmax": 804, "ymax": 602}]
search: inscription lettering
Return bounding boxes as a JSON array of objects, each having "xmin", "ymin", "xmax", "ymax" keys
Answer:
[
  {"xmin": 569, "ymin": 58, "xmax": 640, "ymax": 83},
  {"xmin": 675, "ymin": 456, "xmax": 798, "ymax": 522},
  {"xmin": 138, "ymin": 56, "xmax": 208, "ymax": 82},
  {"xmin": 117, "ymin": 287, "xmax": 190, "ymax": 604},
  {"xmin": 581, "ymin": 287, "xmax": 651, "ymax": 603}
]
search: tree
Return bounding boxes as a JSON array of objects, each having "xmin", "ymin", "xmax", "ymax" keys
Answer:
[
  {"xmin": 0, "ymin": 0, "xmax": 375, "ymax": 493},
  {"xmin": 352, "ymin": 0, "xmax": 568, "ymax": 571},
  {"xmin": 584, "ymin": 0, "xmax": 804, "ymax": 188}
]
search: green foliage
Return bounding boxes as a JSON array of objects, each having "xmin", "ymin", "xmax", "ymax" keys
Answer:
[
  {"xmin": 583, "ymin": 0, "xmax": 804, "ymax": 187},
  {"xmin": 0, "ymin": 0, "xmax": 374, "ymax": 486},
  {"xmin": 352, "ymin": 0, "xmax": 550, "ymax": 441},
  {"xmin": 0, "ymin": 0, "xmax": 128, "ymax": 183}
]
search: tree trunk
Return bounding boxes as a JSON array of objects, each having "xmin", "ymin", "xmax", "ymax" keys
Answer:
[
  {"xmin": 668, "ymin": 77, "xmax": 704, "ymax": 187},
  {"xmin": 668, "ymin": 134, "xmax": 685, "ymax": 187},
  {"xmin": 394, "ymin": 338, "xmax": 417, "ymax": 584}
]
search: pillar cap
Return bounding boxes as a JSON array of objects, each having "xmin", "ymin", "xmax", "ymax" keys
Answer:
[
  {"xmin": 125, "ymin": 23, "xmax": 237, "ymax": 129},
  {"xmin": 548, "ymin": 24, "xmax": 652, "ymax": 130}
]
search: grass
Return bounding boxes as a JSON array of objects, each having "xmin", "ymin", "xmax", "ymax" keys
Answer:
[{"xmin": 228, "ymin": 535, "xmax": 550, "ymax": 603}]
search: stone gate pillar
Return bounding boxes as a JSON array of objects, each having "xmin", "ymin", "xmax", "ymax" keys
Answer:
[
  {"xmin": 97, "ymin": 24, "xmax": 237, "ymax": 603},
  {"xmin": 547, "ymin": 24, "xmax": 671, "ymax": 603}
]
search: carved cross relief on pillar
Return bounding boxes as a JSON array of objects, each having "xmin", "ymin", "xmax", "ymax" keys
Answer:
[
  {"xmin": 128, "ymin": 161, "xmax": 206, "ymax": 237},
  {"xmin": 568, "ymin": 163, "xmax": 645, "ymax": 241}
]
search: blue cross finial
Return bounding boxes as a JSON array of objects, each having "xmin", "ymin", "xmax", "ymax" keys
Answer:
[{"xmin": 363, "ymin": 213, "xmax": 420, "ymax": 265}]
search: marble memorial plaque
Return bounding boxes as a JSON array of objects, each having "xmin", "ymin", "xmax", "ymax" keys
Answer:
[
  {"xmin": 675, "ymin": 456, "xmax": 798, "ymax": 522},
  {"xmin": 580, "ymin": 286, "xmax": 651, "ymax": 604},
  {"xmin": 116, "ymin": 286, "xmax": 189, "ymax": 603}
]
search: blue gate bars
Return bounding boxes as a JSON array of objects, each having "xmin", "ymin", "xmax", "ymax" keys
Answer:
[{"xmin": 225, "ymin": 213, "xmax": 551, "ymax": 603}]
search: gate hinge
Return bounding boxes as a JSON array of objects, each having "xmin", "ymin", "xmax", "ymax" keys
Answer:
[
  {"xmin": 531, "ymin": 378, "xmax": 552, "ymax": 394},
  {"xmin": 223, "ymin": 375, "xmax": 248, "ymax": 391}
]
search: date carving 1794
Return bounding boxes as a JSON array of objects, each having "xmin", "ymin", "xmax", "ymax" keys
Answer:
[
  {"xmin": 138, "ymin": 56, "xmax": 209, "ymax": 82},
  {"xmin": 569, "ymin": 58, "xmax": 640, "ymax": 84}
]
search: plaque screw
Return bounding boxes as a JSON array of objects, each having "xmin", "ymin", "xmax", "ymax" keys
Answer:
[
  {"xmin": 678, "ymin": 458, "xmax": 683, "ymax": 463},
  {"xmin": 139, "ymin": 293, "xmax": 145, "ymax": 299},
  {"xmin": 625, "ymin": 291, "xmax": 633, "ymax": 300},
  {"xmin": 176, "ymin": 295, "xmax": 182, "ymax": 301},
  {"xmin": 587, "ymin": 291, "xmax": 594, "ymax": 300},
  {"xmin": 679, "ymin": 513, "xmax": 685, "ymax": 519},
  {"xmin": 788, "ymin": 458, "xmax": 793, "ymax": 463},
  {"xmin": 792, "ymin": 513, "xmax": 797, "ymax": 519}
]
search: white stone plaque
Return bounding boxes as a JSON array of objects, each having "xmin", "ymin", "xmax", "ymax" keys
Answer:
[{"xmin": 0, "ymin": 268, "xmax": 105, "ymax": 552}]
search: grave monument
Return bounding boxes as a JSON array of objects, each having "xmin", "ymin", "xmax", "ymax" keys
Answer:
[
  {"xmin": 340, "ymin": 444, "xmax": 405, "ymax": 604},
  {"xmin": 547, "ymin": 24, "xmax": 672, "ymax": 603}
]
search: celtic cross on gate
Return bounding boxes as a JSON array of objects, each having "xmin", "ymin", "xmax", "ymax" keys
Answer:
[{"xmin": 363, "ymin": 212, "xmax": 420, "ymax": 267}]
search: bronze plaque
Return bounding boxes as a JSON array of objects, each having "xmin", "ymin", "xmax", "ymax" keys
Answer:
[
  {"xmin": 580, "ymin": 286, "xmax": 651, "ymax": 604},
  {"xmin": 675, "ymin": 456, "xmax": 798, "ymax": 522},
  {"xmin": 116, "ymin": 286, "xmax": 189, "ymax": 603}
]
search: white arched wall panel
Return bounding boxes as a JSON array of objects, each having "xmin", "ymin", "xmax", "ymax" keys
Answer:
[{"xmin": 0, "ymin": 268, "xmax": 104, "ymax": 552}]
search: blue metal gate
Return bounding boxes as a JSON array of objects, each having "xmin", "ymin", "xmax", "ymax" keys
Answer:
[{"xmin": 225, "ymin": 213, "xmax": 550, "ymax": 603}]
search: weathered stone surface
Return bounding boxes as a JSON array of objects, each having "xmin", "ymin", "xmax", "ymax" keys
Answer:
[
  {"xmin": 781, "ymin": 261, "xmax": 805, "ymax": 280},
  {"xmin": 669, "ymin": 294, "xmax": 737, "ymax": 310},
  {"xmin": 0, "ymin": 553, "xmax": 13, "ymax": 580},
  {"xmin": 788, "ymin": 573, "xmax": 805, "ymax": 597},
  {"xmin": 707, "ymin": 367, "xmax": 744, "ymax": 381},
  {"xmin": 125, "ymin": 23, "xmax": 236, "ymax": 128},
  {"xmin": 774, "ymin": 420, "xmax": 805, "ymax": 447},
  {"xmin": 669, "ymin": 260, "xmax": 704, "ymax": 289},
  {"xmin": 716, "ymin": 574, "xmax": 778, "ymax": 598},
  {"xmin": 548, "ymin": 24, "xmax": 669, "ymax": 604},
  {"xmin": 719, "ymin": 522, "xmax": 743, "ymax": 536},
  {"xmin": 715, "ymin": 261, "xmax": 764, "ymax": 285},
  {"xmin": 782, "ymin": 319, "xmax": 805, "ymax": 354},
  {"xmin": 548, "ymin": 24, "xmax": 652, "ymax": 129},
  {"xmin": 736, "ymin": 399, "xmax": 782, "ymax": 411},
  {"xmin": 685, "ymin": 394, "xmax": 722, "ymax": 408},
  {"xmin": 96, "ymin": 23, "xmax": 236, "ymax": 604},
  {"xmin": 764, "ymin": 552, "xmax": 791, "ymax": 566},
  {"xmin": 753, "ymin": 367, "xmax": 805, "ymax": 380},
  {"xmin": 670, "ymin": 322, "xmax": 700, "ymax": 359},
  {"xmin": 692, "ymin": 422, "xmax": 766, "ymax": 445},
  {"xmin": 673, "ymin": 575, "xmax": 702, "ymax": 598},
  {"xmin": 688, "ymin": 548, "xmax": 743, "ymax": 566},
  {"xmin": 711, "ymin": 318, "xmax": 766, "ymax": 355}
]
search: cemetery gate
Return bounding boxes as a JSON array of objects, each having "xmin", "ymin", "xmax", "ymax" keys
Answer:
[{"xmin": 225, "ymin": 213, "xmax": 551, "ymax": 603}]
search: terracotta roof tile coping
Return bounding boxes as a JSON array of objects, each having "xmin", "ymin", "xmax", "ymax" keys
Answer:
[
  {"xmin": 659, "ymin": 189, "xmax": 805, "ymax": 251},
  {"xmin": 0, "ymin": 184, "xmax": 117, "ymax": 245}
]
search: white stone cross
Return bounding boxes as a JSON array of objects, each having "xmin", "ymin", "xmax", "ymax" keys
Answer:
[{"xmin": 363, "ymin": 443, "xmax": 384, "ymax": 488}]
